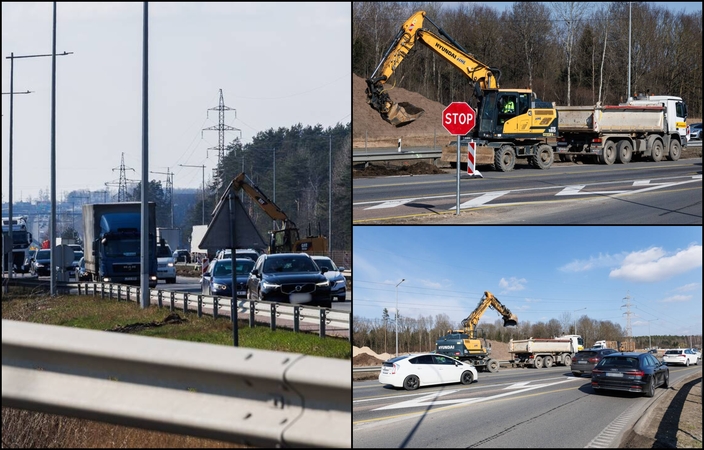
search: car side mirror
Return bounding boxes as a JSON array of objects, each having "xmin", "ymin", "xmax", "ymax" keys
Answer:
[
  {"xmin": 251, "ymin": 269, "xmax": 259, "ymax": 276},
  {"xmin": 338, "ymin": 266, "xmax": 345, "ymax": 271},
  {"xmin": 321, "ymin": 267, "xmax": 328, "ymax": 274}
]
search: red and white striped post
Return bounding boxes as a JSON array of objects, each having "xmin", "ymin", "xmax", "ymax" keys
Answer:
[{"xmin": 467, "ymin": 140, "xmax": 482, "ymax": 178}]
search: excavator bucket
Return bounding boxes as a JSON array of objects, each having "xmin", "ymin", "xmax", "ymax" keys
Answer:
[
  {"xmin": 503, "ymin": 314, "xmax": 518, "ymax": 327},
  {"xmin": 366, "ymin": 77, "xmax": 425, "ymax": 127},
  {"xmin": 385, "ymin": 102, "xmax": 425, "ymax": 127}
]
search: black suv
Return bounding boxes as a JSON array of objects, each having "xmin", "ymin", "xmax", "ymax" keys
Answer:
[
  {"xmin": 591, "ymin": 352, "xmax": 669, "ymax": 397},
  {"xmin": 572, "ymin": 348, "xmax": 618, "ymax": 377},
  {"xmin": 246, "ymin": 253, "xmax": 332, "ymax": 308}
]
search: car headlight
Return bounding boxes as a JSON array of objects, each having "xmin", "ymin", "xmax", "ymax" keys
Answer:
[
  {"xmin": 213, "ymin": 283, "xmax": 228, "ymax": 290},
  {"xmin": 167, "ymin": 262, "xmax": 174, "ymax": 267},
  {"xmin": 261, "ymin": 281, "xmax": 281, "ymax": 290},
  {"xmin": 316, "ymin": 280, "xmax": 330, "ymax": 287}
]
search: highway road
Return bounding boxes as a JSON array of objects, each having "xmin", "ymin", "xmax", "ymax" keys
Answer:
[
  {"xmin": 353, "ymin": 364, "xmax": 702, "ymax": 448},
  {"xmin": 353, "ymin": 157, "xmax": 702, "ymax": 224}
]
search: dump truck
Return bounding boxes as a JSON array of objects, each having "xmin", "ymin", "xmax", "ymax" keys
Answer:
[
  {"xmin": 82, "ymin": 202, "xmax": 157, "ymax": 287},
  {"xmin": 592, "ymin": 340, "xmax": 636, "ymax": 352},
  {"xmin": 509, "ymin": 335, "xmax": 584, "ymax": 369},
  {"xmin": 554, "ymin": 95, "xmax": 688, "ymax": 164},
  {"xmin": 435, "ymin": 291, "xmax": 518, "ymax": 372}
]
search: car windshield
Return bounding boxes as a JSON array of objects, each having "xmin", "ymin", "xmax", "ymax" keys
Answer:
[
  {"xmin": 157, "ymin": 245, "xmax": 172, "ymax": 257},
  {"xmin": 263, "ymin": 256, "xmax": 317, "ymax": 273},
  {"xmin": 314, "ymin": 258, "xmax": 337, "ymax": 271},
  {"xmin": 36, "ymin": 250, "xmax": 50, "ymax": 259},
  {"xmin": 73, "ymin": 251, "xmax": 84, "ymax": 261},
  {"xmin": 665, "ymin": 350, "xmax": 682, "ymax": 355}
]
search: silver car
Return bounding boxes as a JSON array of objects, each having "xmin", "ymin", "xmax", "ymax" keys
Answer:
[{"xmin": 311, "ymin": 256, "xmax": 347, "ymax": 302}]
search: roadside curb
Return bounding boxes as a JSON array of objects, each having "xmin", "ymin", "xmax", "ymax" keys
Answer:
[{"xmin": 620, "ymin": 371, "xmax": 702, "ymax": 447}]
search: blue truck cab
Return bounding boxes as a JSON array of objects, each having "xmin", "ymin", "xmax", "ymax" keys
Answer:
[{"xmin": 82, "ymin": 202, "xmax": 157, "ymax": 287}]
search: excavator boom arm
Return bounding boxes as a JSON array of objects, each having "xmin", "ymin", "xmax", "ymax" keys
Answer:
[
  {"xmin": 233, "ymin": 172, "xmax": 290, "ymax": 224},
  {"xmin": 366, "ymin": 10, "xmax": 500, "ymax": 126},
  {"xmin": 461, "ymin": 291, "xmax": 518, "ymax": 337}
]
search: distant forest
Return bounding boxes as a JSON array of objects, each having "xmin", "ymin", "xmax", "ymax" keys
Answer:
[
  {"xmin": 353, "ymin": 2, "xmax": 703, "ymax": 118},
  {"xmin": 353, "ymin": 312, "xmax": 703, "ymax": 354}
]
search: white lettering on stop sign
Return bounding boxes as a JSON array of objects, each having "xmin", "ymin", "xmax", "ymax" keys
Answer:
[
  {"xmin": 442, "ymin": 102, "xmax": 476, "ymax": 135},
  {"xmin": 444, "ymin": 112, "xmax": 473, "ymax": 125}
]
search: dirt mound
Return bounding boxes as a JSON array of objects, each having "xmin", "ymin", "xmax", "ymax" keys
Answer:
[
  {"xmin": 353, "ymin": 74, "xmax": 452, "ymax": 148},
  {"xmin": 353, "ymin": 353, "xmax": 385, "ymax": 366},
  {"xmin": 353, "ymin": 160, "xmax": 445, "ymax": 178}
]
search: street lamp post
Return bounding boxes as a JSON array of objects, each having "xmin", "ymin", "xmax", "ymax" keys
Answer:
[
  {"xmin": 179, "ymin": 164, "xmax": 206, "ymax": 225},
  {"xmin": 572, "ymin": 307, "xmax": 587, "ymax": 336},
  {"xmin": 328, "ymin": 134, "xmax": 332, "ymax": 255},
  {"xmin": 647, "ymin": 318, "xmax": 659, "ymax": 350},
  {"xmin": 395, "ymin": 278, "xmax": 405, "ymax": 357},
  {"xmin": 4, "ymin": 48, "xmax": 71, "ymax": 284}
]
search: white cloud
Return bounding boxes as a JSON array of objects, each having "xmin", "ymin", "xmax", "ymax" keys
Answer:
[
  {"xmin": 499, "ymin": 277, "xmax": 527, "ymax": 292},
  {"xmin": 660, "ymin": 295, "xmax": 692, "ymax": 303},
  {"xmin": 675, "ymin": 283, "xmax": 700, "ymax": 292},
  {"xmin": 609, "ymin": 245, "xmax": 702, "ymax": 282},
  {"xmin": 558, "ymin": 252, "xmax": 623, "ymax": 272}
]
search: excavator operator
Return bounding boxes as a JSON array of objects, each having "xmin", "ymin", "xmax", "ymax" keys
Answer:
[{"xmin": 502, "ymin": 97, "xmax": 515, "ymax": 114}]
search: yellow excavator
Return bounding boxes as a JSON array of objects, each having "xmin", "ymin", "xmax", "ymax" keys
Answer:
[
  {"xmin": 232, "ymin": 172, "xmax": 328, "ymax": 255},
  {"xmin": 366, "ymin": 10, "xmax": 557, "ymax": 171},
  {"xmin": 435, "ymin": 291, "xmax": 518, "ymax": 372}
]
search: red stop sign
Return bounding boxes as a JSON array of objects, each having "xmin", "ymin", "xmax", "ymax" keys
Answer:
[{"xmin": 442, "ymin": 102, "xmax": 476, "ymax": 135}]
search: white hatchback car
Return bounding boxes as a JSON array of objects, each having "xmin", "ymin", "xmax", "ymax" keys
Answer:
[
  {"xmin": 379, "ymin": 353, "xmax": 478, "ymax": 391},
  {"xmin": 662, "ymin": 348, "xmax": 699, "ymax": 366}
]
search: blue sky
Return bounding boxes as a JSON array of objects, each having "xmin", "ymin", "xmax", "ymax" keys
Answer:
[
  {"xmin": 353, "ymin": 226, "xmax": 702, "ymax": 338},
  {"xmin": 2, "ymin": 3, "xmax": 350, "ymax": 201}
]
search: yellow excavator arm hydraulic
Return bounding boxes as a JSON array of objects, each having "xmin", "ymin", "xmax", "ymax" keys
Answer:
[
  {"xmin": 366, "ymin": 10, "xmax": 501, "ymax": 126},
  {"xmin": 459, "ymin": 291, "xmax": 518, "ymax": 338}
]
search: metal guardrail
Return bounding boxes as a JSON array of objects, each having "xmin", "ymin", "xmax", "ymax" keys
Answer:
[
  {"xmin": 353, "ymin": 360, "xmax": 514, "ymax": 373},
  {"xmin": 5, "ymin": 277, "xmax": 350, "ymax": 340},
  {"xmin": 353, "ymin": 148, "xmax": 442, "ymax": 164},
  {"xmin": 2, "ymin": 319, "xmax": 350, "ymax": 448}
]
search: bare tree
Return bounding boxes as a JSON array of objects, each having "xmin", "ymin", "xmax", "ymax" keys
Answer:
[{"xmin": 551, "ymin": 2, "xmax": 592, "ymax": 105}]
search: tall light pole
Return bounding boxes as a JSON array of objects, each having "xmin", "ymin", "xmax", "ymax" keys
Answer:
[
  {"xmin": 328, "ymin": 134, "xmax": 332, "ymax": 255},
  {"xmin": 179, "ymin": 164, "xmax": 206, "ymax": 225},
  {"xmin": 4, "ymin": 47, "xmax": 71, "ymax": 285},
  {"xmin": 572, "ymin": 307, "xmax": 587, "ymax": 336},
  {"xmin": 395, "ymin": 278, "xmax": 405, "ymax": 357},
  {"xmin": 646, "ymin": 318, "xmax": 659, "ymax": 350}
]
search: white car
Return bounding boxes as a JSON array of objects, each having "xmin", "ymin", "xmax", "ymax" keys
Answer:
[
  {"xmin": 662, "ymin": 348, "xmax": 699, "ymax": 366},
  {"xmin": 379, "ymin": 353, "xmax": 478, "ymax": 391},
  {"xmin": 156, "ymin": 242, "xmax": 177, "ymax": 284}
]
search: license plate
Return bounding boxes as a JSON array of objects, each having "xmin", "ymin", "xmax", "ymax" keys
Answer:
[
  {"xmin": 289, "ymin": 292, "xmax": 312, "ymax": 304},
  {"xmin": 125, "ymin": 277, "xmax": 138, "ymax": 281},
  {"xmin": 577, "ymin": 361, "xmax": 587, "ymax": 364},
  {"xmin": 606, "ymin": 372, "xmax": 623, "ymax": 377},
  {"xmin": 237, "ymin": 291, "xmax": 246, "ymax": 296}
]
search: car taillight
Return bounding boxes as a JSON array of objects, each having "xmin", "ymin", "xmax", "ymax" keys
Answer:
[
  {"xmin": 624, "ymin": 370, "xmax": 644, "ymax": 377},
  {"xmin": 588, "ymin": 357, "xmax": 599, "ymax": 363},
  {"xmin": 572, "ymin": 357, "xmax": 577, "ymax": 363},
  {"xmin": 392, "ymin": 363, "xmax": 399, "ymax": 375},
  {"xmin": 592, "ymin": 369, "xmax": 603, "ymax": 375}
]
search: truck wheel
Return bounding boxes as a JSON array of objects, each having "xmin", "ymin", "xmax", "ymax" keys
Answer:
[
  {"xmin": 534, "ymin": 356, "xmax": 543, "ymax": 369},
  {"xmin": 403, "ymin": 375, "xmax": 420, "ymax": 391},
  {"xmin": 486, "ymin": 359, "xmax": 499, "ymax": 373},
  {"xmin": 616, "ymin": 140, "xmax": 633, "ymax": 164},
  {"xmin": 494, "ymin": 145, "xmax": 516, "ymax": 172},
  {"xmin": 650, "ymin": 139, "xmax": 664, "ymax": 162},
  {"xmin": 563, "ymin": 354, "xmax": 573, "ymax": 366},
  {"xmin": 544, "ymin": 355, "xmax": 554, "ymax": 368},
  {"xmin": 667, "ymin": 140, "xmax": 681, "ymax": 161},
  {"xmin": 532, "ymin": 144, "xmax": 554, "ymax": 169},
  {"xmin": 600, "ymin": 141, "xmax": 617, "ymax": 165},
  {"xmin": 460, "ymin": 370, "xmax": 475, "ymax": 385}
]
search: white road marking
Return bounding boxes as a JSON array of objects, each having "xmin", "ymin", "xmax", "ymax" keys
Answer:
[{"xmin": 373, "ymin": 377, "xmax": 580, "ymax": 411}]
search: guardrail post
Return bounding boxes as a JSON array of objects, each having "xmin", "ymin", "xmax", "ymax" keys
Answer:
[
  {"xmin": 109, "ymin": 284, "xmax": 113, "ymax": 300},
  {"xmin": 197, "ymin": 295, "xmax": 202, "ymax": 318},
  {"xmin": 230, "ymin": 297, "xmax": 238, "ymax": 347},
  {"xmin": 319, "ymin": 308, "xmax": 327, "ymax": 338},
  {"xmin": 249, "ymin": 301, "xmax": 255, "ymax": 327},
  {"xmin": 293, "ymin": 306, "xmax": 300, "ymax": 333},
  {"xmin": 270, "ymin": 303, "xmax": 276, "ymax": 331},
  {"xmin": 134, "ymin": 287, "xmax": 139, "ymax": 303},
  {"xmin": 169, "ymin": 291, "xmax": 175, "ymax": 311},
  {"xmin": 213, "ymin": 297, "xmax": 219, "ymax": 320},
  {"xmin": 118, "ymin": 285, "xmax": 122, "ymax": 302},
  {"xmin": 183, "ymin": 293, "xmax": 188, "ymax": 314},
  {"xmin": 157, "ymin": 290, "xmax": 163, "ymax": 308}
]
